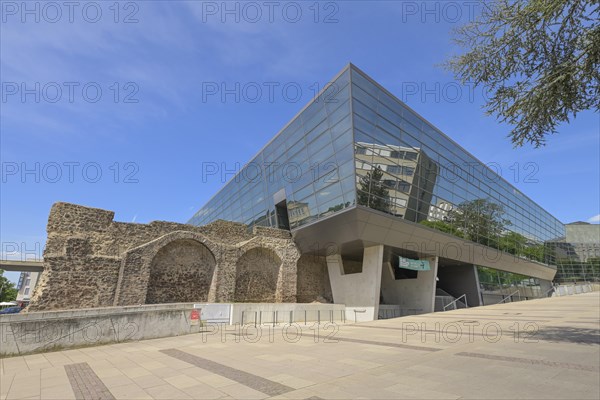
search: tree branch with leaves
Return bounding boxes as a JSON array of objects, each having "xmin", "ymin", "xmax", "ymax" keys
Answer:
[{"xmin": 446, "ymin": 0, "xmax": 599, "ymax": 147}]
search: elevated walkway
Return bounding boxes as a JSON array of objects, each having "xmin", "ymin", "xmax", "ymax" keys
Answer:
[{"xmin": 0, "ymin": 260, "xmax": 44, "ymax": 272}]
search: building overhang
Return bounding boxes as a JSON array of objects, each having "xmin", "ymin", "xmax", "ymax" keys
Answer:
[{"xmin": 292, "ymin": 206, "xmax": 557, "ymax": 281}]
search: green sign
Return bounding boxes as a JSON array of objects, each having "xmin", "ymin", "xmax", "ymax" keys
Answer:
[{"xmin": 398, "ymin": 256, "xmax": 430, "ymax": 271}]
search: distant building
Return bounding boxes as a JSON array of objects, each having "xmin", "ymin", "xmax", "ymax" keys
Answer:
[
  {"xmin": 550, "ymin": 222, "xmax": 600, "ymax": 282},
  {"xmin": 16, "ymin": 271, "xmax": 40, "ymax": 303}
]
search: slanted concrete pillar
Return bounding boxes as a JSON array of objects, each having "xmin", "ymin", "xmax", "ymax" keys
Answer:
[
  {"xmin": 539, "ymin": 279, "xmax": 553, "ymax": 297},
  {"xmin": 326, "ymin": 245, "xmax": 384, "ymax": 322},
  {"xmin": 380, "ymin": 255, "xmax": 439, "ymax": 315},
  {"xmin": 424, "ymin": 256, "xmax": 439, "ymax": 313}
]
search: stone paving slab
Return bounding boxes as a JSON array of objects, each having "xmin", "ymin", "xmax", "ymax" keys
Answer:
[{"xmin": 1, "ymin": 292, "xmax": 599, "ymax": 399}]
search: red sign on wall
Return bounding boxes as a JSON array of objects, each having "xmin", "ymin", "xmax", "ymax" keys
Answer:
[{"xmin": 190, "ymin": 309, "xmax": 200, "ymax": 326}]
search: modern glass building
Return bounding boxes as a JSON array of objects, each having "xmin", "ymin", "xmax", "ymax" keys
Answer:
[{"xmin": 189, "ymin": 64, "xmax": 565, "ymax": 318}]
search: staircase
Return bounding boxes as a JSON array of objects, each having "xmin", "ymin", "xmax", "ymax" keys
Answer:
[{"xmin": 435, "ymin": 288, "xmax": 467, "ymax": 311}]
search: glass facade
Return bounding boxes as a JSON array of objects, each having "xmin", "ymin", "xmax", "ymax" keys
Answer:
[
  {"xmin": 477, "ymin": 266, "xmax": 545, "ymax": 304},
  {"xmin": 189, "ymin": 65, "xmax": 565, "ymax": 268},
  {"xmin": 189, "ymin": 68, "xmax": 356, "ymax": 230},
  {"xmin": 349, "ymin": 67, "xmax": 563, "ymax": 266},
  {"xmin": 547, "ymin": 224, "xmax": 600, "ymax": 282}
]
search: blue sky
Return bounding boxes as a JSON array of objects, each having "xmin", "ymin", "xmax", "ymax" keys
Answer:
[{"xmin": 1, "ymin": 1, "xmax": 599, "ymax": 283}]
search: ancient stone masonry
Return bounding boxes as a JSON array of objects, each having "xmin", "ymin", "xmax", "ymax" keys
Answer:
[{"xmin": 29, "ymin": 202, "xmax": 332, "ymax": 311}]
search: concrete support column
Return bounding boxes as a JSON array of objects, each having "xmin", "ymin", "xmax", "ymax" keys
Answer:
[
  {"xmin": 326, "ymin": 245, "xmax": 384, "ymax": 322},
  {"xmin": 424, "ymin": 256, "xmax": 439, "ymax": 313},
  {"xmin": 539, "ymin": 279, "xmax": 553, "ymax": 297}
]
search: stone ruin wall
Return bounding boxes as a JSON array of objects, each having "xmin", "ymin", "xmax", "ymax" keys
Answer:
[{"xmin": 28, "ymin": 202, "xmax": 332, "ymax": 311}]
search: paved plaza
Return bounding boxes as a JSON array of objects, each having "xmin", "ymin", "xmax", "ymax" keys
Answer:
[{"xmin": 1, "ymin": 293, "xmax": 599, "ymax": 399}]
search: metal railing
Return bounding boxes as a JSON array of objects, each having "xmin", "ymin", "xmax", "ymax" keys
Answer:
[
  {"xmin": 240, "ymin": 308, "xmax": 346, "ymax": 326},
  {"xmin": 443, "ymin": 294, "xmax": 468, "ymax": 311},
  {"xmin": 496, "ymin": 290, "xmax": 521, "ymax": 304}
]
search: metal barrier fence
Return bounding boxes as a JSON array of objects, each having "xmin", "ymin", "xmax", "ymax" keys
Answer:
[{"xmin": 237, "ymin": 307, "xmax": 346, "ymax": 326}]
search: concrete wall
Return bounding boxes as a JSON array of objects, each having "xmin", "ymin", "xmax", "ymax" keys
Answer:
[
  {"xmin": 0, "ymin": 304, "xmax": 204, "ymax": 357},
  {"xmin": 1, "ymin": 302, "xmax": 348, "ymax": 357},
  {"xmin": 565, "ymin": 223, "xmax": 600, "ymax": 244},
  {"xmin": 436, "ymin": 264, "xmax": 481, "ymax": 307},
  {"xmin": 553, "ymin": 283, "xmax": 599, "ymax": 296},
  {"xmin": 326, "ymin": 245, "xmax": 384, "ymax": 322},
  {"xmin": 380, "ymin": 256, "xmax": 439, "ymax": 315}
]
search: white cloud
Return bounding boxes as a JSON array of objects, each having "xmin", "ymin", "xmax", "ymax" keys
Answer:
[{"xmin": 587, "ymin": 214, "xmax": 600, "ymax": 224}]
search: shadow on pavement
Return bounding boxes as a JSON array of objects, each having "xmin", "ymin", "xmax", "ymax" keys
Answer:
[{"xmin": 535, "ymin": 326, "xmax": 600, "ymax": 345}]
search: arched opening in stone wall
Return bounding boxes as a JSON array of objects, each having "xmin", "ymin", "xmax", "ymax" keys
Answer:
[
  {"xmin": 145, "ymin": 239, "xmax": 216, "ymax": 304},
  {"xmin": 234, "ymin": 247, "xmax": 281, "ymax": 302}
]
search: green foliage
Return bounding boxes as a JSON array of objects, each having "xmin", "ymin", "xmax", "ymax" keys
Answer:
[
  {"xmin": 447, "ymin": 199, "xmax": 511, "ymax": 247},
  {"xmin": 477, "ymin": 266, "xmax": 529, "ymax": 289},
  {"xmin": 498, "ymin": 231, "xmax": 528, "ymax": 254},
  {"xmin": 522, "ymin": 244, "xmax": 546, "ymax": 262},
  {"xmin": 0, "ymin": 270, "xmax": 18, "ymax": 302},
  {"xmin": 420, "ymin": 219, "xmax": 464, "ymax": 238},
  {"xmin": 357, "ymin": 166, "xmax": 391, "ymax": 213},
  {"xmin": 446, "ymin": 0, "xmax": 600, "ymax": 147},
  {"xmin": 325, "ymin": 202, "xmax": 351, "ymax": 214},
  {"xmin": 424, "ymin": 199, "xmax": 548, "ymax": 263}
]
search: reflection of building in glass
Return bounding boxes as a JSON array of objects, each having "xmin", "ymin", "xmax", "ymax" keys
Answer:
[
  {"xmin": 428, "ymin": 199, "xmax": 454, "ymax": 221},
  {"xmin": 287, "ymin": 201, "xmax": 311, "ymax": 226},
  {"xmin": 354, "ymin": 143, "xmax": 438, "ymax": 221},
  {"xmin": 189, "ymin": 64, "xmax": 570, "ymax": 321}
]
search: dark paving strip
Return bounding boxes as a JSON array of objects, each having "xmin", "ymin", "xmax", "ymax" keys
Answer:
[
  {"xmin": 491, "ymin": 309, "xmax": 583, "ymax": 312},
  {"xmin": 64, "ymin": 362, "xmax": 115, "ymax": 400},
  {"xmin": 160, "ymin": 349, "xmax": 293, "ymax": 396},
  {"xmin": 332, "ymin": 336, "xmax": 441, "ymax": 352},
  {"xmin": 351, "ymin": 324, "xmax": 560, "ymax": 343},
  {"xmin": 455, "ymin": 352, "xmax": 599, "ymax": 372},
  {"xmin": 351, "ymin": 324, "xmax": 508, "ymax": 338}
]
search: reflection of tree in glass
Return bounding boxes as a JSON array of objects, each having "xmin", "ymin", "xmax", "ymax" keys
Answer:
[
  {"xmin": 420, "ymin": 199, "xmax": 557, "ymax": 265},
  {"xmin": 325, "ymin": 202, "xmax": 351, "ymax": 214},
  {"xmin": 499, "ymin": 231, "xmax": 546, "ymax": 262},
  {"xmin": 446, "ymin": 199, "xmax": 511, "ymax": 247},
  {"xmin": 357, "ymin": 166, "xmax": 391, "ymax": 213},
  {"xmin": 420, "ymin": 220, "xmax": 464, "ymax": 238}
]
